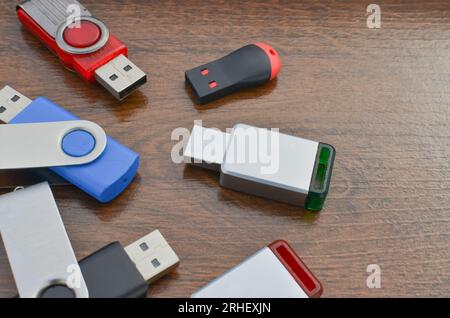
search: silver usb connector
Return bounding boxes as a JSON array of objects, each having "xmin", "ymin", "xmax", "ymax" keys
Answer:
[
  {"xmin": 183, "ymin": 124, "xmax": 231, "ymax": 171},
  {"xmin": 94, "ymin": 54, "xmax": 147, "ymax": 100},
  {"xmin": 124, "ymin": 230, "xmax": 180, "ymax": 283},
  {"xmin": 0, "ymin": 86, "xmax": 32, "ymax": 124}
]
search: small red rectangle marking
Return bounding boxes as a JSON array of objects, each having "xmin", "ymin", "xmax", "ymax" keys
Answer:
[
  {"xmin": 209, "ymin": 81, "xmax": 217, "ymax": 89},
  {"xmin": 201, "ymin": 69, "xmax": 209, "ymax": 76}
]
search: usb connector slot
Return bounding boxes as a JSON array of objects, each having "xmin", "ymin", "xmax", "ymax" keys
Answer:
[
  {"xmin": 124, "ymin": 230, "xmax": 180, "ymax": 284},
  {"xmin": 0, "ymin": 86, "xmax": 31, "ymax": 124},
  {"xmin": 95, "ymin": 54, "xmax": 147, "ymax": 100}
]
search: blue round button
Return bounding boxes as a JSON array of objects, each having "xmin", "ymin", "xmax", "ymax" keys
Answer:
[{"xmin": 62, "ymin": 130, "xmax": 96, "ymax": 157}]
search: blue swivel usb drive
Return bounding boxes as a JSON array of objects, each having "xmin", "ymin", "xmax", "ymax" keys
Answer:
[{"xmin": 0, "ymin": 86, "xmax": 139, "ymax": 203}]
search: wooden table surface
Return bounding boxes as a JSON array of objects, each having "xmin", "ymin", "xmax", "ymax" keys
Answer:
[{"xmin": 0, "ymin": 0, "xmax": 449, "ymax": 298}]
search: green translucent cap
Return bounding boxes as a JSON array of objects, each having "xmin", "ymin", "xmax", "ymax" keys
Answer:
[{"xmin": 304, "ymin": 143, "xmax": 335, "ymax": 212}]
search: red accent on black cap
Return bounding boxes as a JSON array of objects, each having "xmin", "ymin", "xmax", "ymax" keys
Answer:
[{"xmin": 254, "ymin": 43, "xmax": 282, "ymax": 80}]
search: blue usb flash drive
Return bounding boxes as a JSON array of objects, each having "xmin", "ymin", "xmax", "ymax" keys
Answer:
[{"xmin": 0, "ymin": 86, "xmax": 139, "ymax": 203}]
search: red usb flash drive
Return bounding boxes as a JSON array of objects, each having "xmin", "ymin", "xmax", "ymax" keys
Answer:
[
  {"xmin": 192, "ymin": 240, "xmax": 323, "ymax": 298},
  {"xmin": 17, "ymin": 0, "xmax": 147, "ymax": 100},
  {"xmin": 185, "ymin": 43, "xmax": 281, "ymax": 104}
]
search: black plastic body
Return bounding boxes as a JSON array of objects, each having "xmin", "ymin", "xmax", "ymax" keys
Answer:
[
  {"xmin": 185, "ymin": 44, "xmax": 271, "ymax": 104},
  {"xmin": 79, "ymin": 242, "xmax": 148, "ymax": 298}
]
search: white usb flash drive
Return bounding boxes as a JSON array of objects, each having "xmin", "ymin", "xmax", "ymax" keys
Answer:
[
  {"xmin": 184, "ymin": 124, "xmax": 336, "ymax": 211},
  {"xmin": 192, "ymin": 240, "xmax": 323, "ymax": 298}
]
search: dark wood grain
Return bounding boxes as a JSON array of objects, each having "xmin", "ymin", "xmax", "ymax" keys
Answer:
[{"xmin": 0, "ymin": 0, "xmax": 449, "ymax": 297}]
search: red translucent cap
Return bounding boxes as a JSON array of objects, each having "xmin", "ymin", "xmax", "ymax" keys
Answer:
[
  {"xmin": 269, "ymin": 240, "xmax": 323, "ymax": 298},
  {"xmin": 63, "ymin": 21, "xmax": 102, "ymax": 49}
]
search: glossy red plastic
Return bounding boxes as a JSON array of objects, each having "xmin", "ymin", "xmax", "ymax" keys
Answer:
[
  {"xmin": 269, "ymin": 240, "xmax": 323, "ymax": 298},
  {"xmin": 63, "ymin": 20, "xmax": 101, "ymax": 49},
  {"xmin": 17, "ymin": 8, "xmax": 128, "ymax": 82}
]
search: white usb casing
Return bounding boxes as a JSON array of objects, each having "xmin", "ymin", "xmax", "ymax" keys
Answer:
[{"xmin": 192, "ymin": 240, "xmax": 323, "ymax": 298}]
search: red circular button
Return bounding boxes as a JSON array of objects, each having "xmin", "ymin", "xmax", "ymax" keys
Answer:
[{"xmin": 63, "ymin": 21, "xmax": 101, "ymax": 48}]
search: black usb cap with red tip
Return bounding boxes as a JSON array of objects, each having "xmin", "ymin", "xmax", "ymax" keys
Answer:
[{"xmin": 185, "ymin": 43, "xmax": 281, "ymax": 104}]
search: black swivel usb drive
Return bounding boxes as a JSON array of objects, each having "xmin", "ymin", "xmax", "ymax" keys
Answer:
[
  {"xmin": 71, "ymin": 230, "xmax": 179, "ymax": 298},
  {"xmin": 35, "ymin": 231, "xmax": 179, "ymax": 298},
  {"xmin": 185, "ymin": 43, "xmax": 281, "ymax": 104}
]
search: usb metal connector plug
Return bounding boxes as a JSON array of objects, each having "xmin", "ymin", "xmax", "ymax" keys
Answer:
[
  {"xmin": 0, "ymin": 86, "xmax": 32, "ymax": 124},
  {"xmin": 95, "ymin": 54, "xmax": 147, "ymax": 100},
  {"xmin": 124, "ymin": 230, "xmax": 180, "ymax": 284}
]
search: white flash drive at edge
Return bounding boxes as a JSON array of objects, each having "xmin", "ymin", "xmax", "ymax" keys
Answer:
[{"xmin": 192, "ymin": 240, "xmax": 323, "ymax": 298}]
